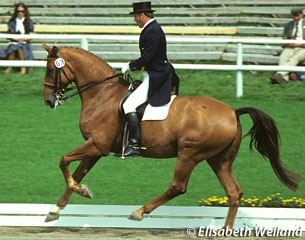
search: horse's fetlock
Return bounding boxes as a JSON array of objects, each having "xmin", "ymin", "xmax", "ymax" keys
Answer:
[
  {"xmin": 66, "ymin": 179, "xmax": 77, "ymax": 189},
  {"xmin": 143, "ymin": 206, "xmax": 153, "ymax": 214}
]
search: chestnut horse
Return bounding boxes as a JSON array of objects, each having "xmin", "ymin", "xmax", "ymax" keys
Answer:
[{"xmin": 43, "ymin": 44, "xmax": 300, "ymax": 228}]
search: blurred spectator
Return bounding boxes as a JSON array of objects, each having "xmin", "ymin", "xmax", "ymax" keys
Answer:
[
  {"xmin": 0, "ymin": 2, "xmax": 34, "ymax": 74},
  {"xmin": 271, "ymin": 8, "xmax": 305, "ymax": 84},
  {"xmin": 289, "ymin": 71, "xmax": 305, "ymax": 82}
]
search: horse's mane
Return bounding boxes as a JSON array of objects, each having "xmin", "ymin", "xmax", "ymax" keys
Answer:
[
  {"xmin": 49, "ymin": 46, "xmax": 116, "ymax": 73},
  {"xmin": 66, "ymin": 46, "xmax": 102, "ymax": 61},
  {"xmin": 47, "ymin": 45, "xmax": 128, "ymax": 86}
]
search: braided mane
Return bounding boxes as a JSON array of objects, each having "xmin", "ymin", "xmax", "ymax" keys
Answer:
[{"xmin": 49, "ymin": 46, "xmax": 115, "ymax": 73}]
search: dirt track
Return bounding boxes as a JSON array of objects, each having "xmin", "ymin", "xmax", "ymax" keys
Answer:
[{"xmin": 0, "ymin": 227, "xmax": 304, "ymax": 240}]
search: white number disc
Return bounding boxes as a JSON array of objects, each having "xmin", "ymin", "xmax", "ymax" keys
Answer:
[{"xmin": 55, "ymin": 58, "xmax": 65, "ymax": 68}]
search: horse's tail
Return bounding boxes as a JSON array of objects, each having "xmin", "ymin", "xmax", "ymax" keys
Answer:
[{"xmin": 235, "ymin": 107, "xmax": 301, "ymax": 192}]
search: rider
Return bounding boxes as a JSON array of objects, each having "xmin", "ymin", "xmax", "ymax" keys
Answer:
[{"xmin": 118, "ymin": 1, "xmax": 174, "ymax": 158}]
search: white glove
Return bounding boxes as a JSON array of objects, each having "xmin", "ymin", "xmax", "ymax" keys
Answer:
[{"xmin": 121, "ymin": 63, "xmax": 130, "ymax": 75}]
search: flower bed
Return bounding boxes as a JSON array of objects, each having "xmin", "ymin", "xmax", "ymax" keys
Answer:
[{"xmin": 199, "ymin": 193, "xmax": 305, "ymax": 208}]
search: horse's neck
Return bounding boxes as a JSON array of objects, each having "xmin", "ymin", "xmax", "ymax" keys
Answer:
[
  {"xmin": 67, "ymin": 51, "xmax": 127, "ymax": 112},
  {"xmin": 78, "ymin": 79, "xmax": 127, "ymax": 138},
  {"xmin": 78, "ymin": 77, "xmax": 127, "ymax": 111}
]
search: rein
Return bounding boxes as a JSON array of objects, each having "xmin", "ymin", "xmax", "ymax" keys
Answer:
[
  {"xmin": 44, "ymin": 57, "xmax": 123, "ymax": 105},
  {"xmin": 60, "ymin": 71, "xmax": 123, "ymax": 102}
]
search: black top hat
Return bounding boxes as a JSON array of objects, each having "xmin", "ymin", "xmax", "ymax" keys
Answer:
[
  {"xmin": 291, "ymin": 8, "xmax": 303, "ymax": 16},
  {"xmin": 130, "ymin": 1, "xmax": 155, "ymax": 14}
]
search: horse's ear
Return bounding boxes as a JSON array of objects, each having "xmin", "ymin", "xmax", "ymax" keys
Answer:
[
  {"xmin": 42, "ymin": 42, "xmax": 59, "ymax": 58},
  {"xmin": 42, "ymin": 42, "xmax": 51, "ymax": 53}
]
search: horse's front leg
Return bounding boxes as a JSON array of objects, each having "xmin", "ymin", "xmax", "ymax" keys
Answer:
[{"xmin": 45, "ymin": 139, "xmax": 101, "ymax": 222}]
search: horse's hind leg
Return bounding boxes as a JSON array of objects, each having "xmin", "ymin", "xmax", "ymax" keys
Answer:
[
  {"xmin": 130, "ymin": 157, "xmax": 198, "ymax": 221},
  {"xmin": 45, "ymin": 139, "xmax": 101, "ymax": 222},
  {"xmin": 206, "ymin": 132, "xmax": 243, "ymax": 229}
]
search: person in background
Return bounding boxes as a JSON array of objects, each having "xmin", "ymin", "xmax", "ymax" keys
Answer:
[
  {"xmin": 0, "ymin": 2, "xmax": 34, "ymax": 74},
  {"xmin": 289, "ymin": 71, "xmax": 305, "ymax": 82},
  {"xmin": 271, "ymin": 8, "xmax": 305, "ymax": 84}
]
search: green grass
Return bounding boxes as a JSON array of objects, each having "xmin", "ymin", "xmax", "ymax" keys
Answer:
[{"xmin": 0, "ymin": 67, "xmax": 304, "ymax": 206}]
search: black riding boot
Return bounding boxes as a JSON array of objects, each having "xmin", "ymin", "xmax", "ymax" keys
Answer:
[{"xmin": 121, "ymin": 112, "xmax": 141, "ymax": 157}]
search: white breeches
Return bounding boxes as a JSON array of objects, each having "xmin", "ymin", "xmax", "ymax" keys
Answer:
[
  {"xmin": 123, "ymin": 71, "xmax": 149, "ymax": 114},
  {"xmin": 278, "ymin": 47, "xmax": 305, "ymax": 80}
]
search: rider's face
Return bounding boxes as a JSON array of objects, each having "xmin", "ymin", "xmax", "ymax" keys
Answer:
[{"xmin": 133, "ymin": 13, "xmax": 145, "ymax": 28}]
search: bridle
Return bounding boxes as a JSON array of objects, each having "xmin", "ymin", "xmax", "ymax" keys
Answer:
[{"xmin": 44, "ymin": 57, "xmax": 123, "ymax": 107}]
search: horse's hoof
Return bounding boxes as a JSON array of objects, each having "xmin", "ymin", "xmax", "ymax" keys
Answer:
[
  {"xmin": 80, "ymin": 184, "xmax": 93, "ymax": 198},
  {"xmin": 128, "ymin": 211, "xmax": 143, "ymax": 221},
  {"xmin": 45, "ymin": 211, "xmax": 60, "ymax": 222}
]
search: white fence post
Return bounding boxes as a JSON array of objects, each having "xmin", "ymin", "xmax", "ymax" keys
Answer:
[
  {"xmin": 81, "ymin": 38, "xmax": 89, "ymax": 50},
  {"xmin": 236, "ymin": 42, "xmax": 243, "ymax": 98}
]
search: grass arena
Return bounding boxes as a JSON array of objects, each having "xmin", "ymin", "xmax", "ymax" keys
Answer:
[{"xmin": 1, "ymin": 1, "xmax": 305, "ymax": 239}]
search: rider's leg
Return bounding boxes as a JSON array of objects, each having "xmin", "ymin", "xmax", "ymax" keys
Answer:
[{"xmin": 120, "ymin": 72, "xmax": 149, "ymax": 157}]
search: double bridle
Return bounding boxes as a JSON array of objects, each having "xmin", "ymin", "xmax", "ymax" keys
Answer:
[{"xmin": 44, "ymin": 57, "xmax": 123, "ymax": 107}]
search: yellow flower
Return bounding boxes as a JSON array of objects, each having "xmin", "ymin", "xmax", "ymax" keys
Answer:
[{"xmin": 199, "ymin": 194, "xmax": 305, "ymax": 208}]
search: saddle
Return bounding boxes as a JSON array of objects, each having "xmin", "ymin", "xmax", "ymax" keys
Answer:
[
  {"xmin": 119, "ymin": 66, "xmax": 180, "ymax": 120},
  {"xmin": 117, "ymin": 71, "xmax": 180, "ymax": 156}
]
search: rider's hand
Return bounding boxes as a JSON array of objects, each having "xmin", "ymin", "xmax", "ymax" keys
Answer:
[{"xmin": 121, "ymin": 63, "xmax": 130, "ymax": 75}]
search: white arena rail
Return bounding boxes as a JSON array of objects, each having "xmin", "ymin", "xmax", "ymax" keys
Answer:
[
  {"xmin": 2, "ymin": 34, "xmax": 305, "ymax": 97},
  {"xmin": 0, "ymin": 204, "xmax": 304, "ymax": 230}
]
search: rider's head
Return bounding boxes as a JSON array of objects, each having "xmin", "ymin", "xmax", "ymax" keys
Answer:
[{"xmin": 130, "ymin": 2, "xmax": 155, "ymax": 28}]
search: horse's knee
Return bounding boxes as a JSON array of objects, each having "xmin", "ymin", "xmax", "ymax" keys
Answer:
[{"xmin": 59, "ymin": 156, "xmax": 69, "ymax": 170}]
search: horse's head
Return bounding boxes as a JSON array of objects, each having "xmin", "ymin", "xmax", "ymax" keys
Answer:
[{"xmin": 43, "ymin": 43, "xmax": 75, "ymax": 109}]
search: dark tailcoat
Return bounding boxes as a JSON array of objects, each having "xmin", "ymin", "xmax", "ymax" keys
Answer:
[
  {"xmin": 129, "ymin": 20, "xmax": 172, "ymax": 106},
  {"xmin": 283, "ymin": 19, "xmax": 305, "ymax": 39}
]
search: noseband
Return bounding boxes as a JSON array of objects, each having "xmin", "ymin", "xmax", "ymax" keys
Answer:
[{"xmin": 44, "ymin": 57, "xmax": 123, "ymax": 107}]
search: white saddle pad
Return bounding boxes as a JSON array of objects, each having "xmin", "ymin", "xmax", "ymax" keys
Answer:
[{"xmin": 142, "ymin": 95, "xmax": 177, "ymax": 121}]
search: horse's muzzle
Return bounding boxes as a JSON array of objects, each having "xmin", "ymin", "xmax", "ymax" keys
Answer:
[
  {"xmin": 45, "ymin": 100, "xmax": 55, "ymax": 108},
  {"xmin": 45, "ymin": 94, "xmax": 56, "ymax": 109}
]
